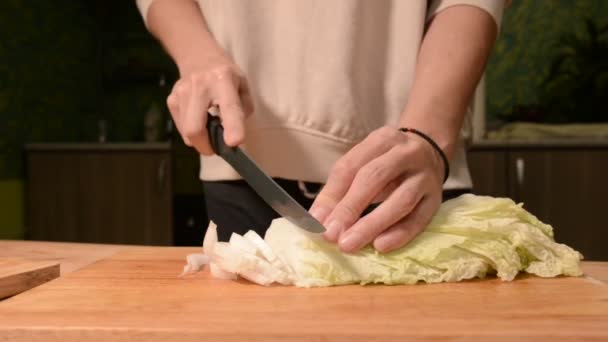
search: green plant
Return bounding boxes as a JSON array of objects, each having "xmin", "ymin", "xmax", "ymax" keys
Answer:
[{"xmin": 539, "ymin": 18, "xmax": 608, "ymax": 123}]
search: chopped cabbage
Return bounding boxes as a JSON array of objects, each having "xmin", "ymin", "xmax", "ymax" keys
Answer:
[{"xmin": 183, "ymin": 194, "xmax": 583, "ymax": 287}]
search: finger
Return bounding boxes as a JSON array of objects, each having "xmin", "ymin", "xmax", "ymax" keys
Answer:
[
  {"xmin": 183, "ymin": 79, "xmax": 213, "ymax": 155},
  {"xmin": 172, "ymin": 82, "xmax": 197, "ymax": 148},
  {"xmin": 322, "ymin": 146, "xmax": 410, "ymax": 242},
  {"xmin": 174, "ymin": 80, "xmax": 190, "ymax": 121},
  {"xmin": 311, "ymin": 127, "xmax": 401, "ymax": 237},
  {"xmin": 239, "ymin": 78, "xmax": 255, "ymax": 117},
  {"xmin": 371, "ymin": 178, "xmax": 401, "ymax": 204},
  {"xmin": 373, "ymin": 194, "xmax": 441, "ymax": 252},
  {"xmin": 167, "ymin": 93, "xmax": 180, "ymax": 119},
  {"xmin": 337, "ymin": 175, "xmax": 425, "ymax": 253},
  {"xmin": 214, "ymin": 79, "xmax": 246, "ymax": 146},
  {"xmin": 167, "ymin": 93, "xmax": 192, "ymax": 146}
]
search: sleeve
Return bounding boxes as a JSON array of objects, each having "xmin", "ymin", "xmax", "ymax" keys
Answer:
[
  {"xmin": 427, "ymin": 0, "xmax": 512, "ymax": 31},
  {"xmin": 135, "ymin": 0, "xmax": 157, "ymax": 27}
]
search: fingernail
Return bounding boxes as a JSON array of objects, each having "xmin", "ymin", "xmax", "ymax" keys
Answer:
[
  {"xmin": 339, "ymin": 232, "xmax": 361, "ymax": 252},
  {"xmin": 323, "ymin": 220, "xmax": 342, "ymax": 242},
  {"xmin": 310, "ymin": 206, "xmax": 329, "ymax": 223}
]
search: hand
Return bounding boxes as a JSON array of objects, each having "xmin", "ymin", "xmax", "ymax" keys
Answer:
[
  {"xmin": 309, "ymin": 126, "xmax": 445, "ymax": 253},
  {"xmin": 167, "ymin": 57, "xmax": 254, "ymax": 155}
]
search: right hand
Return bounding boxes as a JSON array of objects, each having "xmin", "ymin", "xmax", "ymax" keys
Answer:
[{"xmin": 167, "ymin": 57, "xmax": 254, "ymax": 155}]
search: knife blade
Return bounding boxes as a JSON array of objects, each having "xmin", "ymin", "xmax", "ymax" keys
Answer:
[{"xmin": 206, "ymin": 114, "xmax": 326, "ymax": 233}]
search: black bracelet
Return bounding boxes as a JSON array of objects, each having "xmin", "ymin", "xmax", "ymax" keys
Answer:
[{"xmin": 398, "ymin": 127, "xmax": 450, "ymax": 184}]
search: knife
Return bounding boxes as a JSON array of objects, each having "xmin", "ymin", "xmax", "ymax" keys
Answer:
[{"xmin": 206, "ymin": 114, "xmax": 326, "ymax": 233}]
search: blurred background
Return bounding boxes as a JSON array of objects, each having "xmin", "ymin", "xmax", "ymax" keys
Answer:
[{"xmin": 0, "ymin": 1, "xmax": 606, "ymax": 259}]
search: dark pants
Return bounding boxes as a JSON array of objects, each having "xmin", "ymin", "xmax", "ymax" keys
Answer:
[{"xmin": 203, "ymin": 179, "xmax": 470, "ymax": 241}]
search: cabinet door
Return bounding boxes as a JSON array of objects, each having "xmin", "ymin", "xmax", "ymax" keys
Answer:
[
  {"xmin": 27, "ymin": 152, "xmax": 82, "ymax": 242},
  {"xmin": 27, "ymin": 150, "xmax": 172, "ymax": 245},
  {"xmin": 467, "ymin": 150, "xmax": 508, "ymax": 197},
  {"xmin": 77, "ymin": 151, "xmax": 172, "ymax": 245},
  {"xmin": 508, "ymin": 149, "xmax": 608, "ymax": 261}
]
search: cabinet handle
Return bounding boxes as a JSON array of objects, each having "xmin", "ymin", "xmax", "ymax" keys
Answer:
[
  {"xmin": 516, "ymin": 157, "xmax": 525, "ymax": 187},
  {"xmin": 157, "ymin": 159, "xmax": 168, "ymax": 193}
]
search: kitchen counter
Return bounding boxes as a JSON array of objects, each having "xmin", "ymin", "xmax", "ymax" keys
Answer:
[{"xmin": 0, "ymin": 240, "xmax": 607, "ymax": 341}]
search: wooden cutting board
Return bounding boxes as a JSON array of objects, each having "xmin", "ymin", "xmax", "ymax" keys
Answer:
[
  {"xmin": 0, "ymin": 247, "xmax": 606, "ymax": 341},
  {"xmin": 0, "ymin": 258, "xmax": 59, "ymax": 299}
]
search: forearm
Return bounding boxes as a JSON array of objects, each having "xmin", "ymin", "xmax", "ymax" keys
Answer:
[
  {"xmin": 400, "ymin": 5, "xmax": 498, "ymax": 159},
  {"xmin": 145, "ymin": 0, "xmax": 227, "ymax": 75}
]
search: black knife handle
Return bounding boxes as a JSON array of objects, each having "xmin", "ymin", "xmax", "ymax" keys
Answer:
[{"xmin": 207, "ymin": 113, "xmax": 225, "ymax": 155}]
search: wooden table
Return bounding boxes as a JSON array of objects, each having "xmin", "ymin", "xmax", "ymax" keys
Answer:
[{"xmin": 0, "ymin": 241, "xmax": 606, "ymax": 341}]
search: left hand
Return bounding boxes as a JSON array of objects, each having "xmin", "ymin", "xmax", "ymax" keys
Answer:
[{"xmin": 309, "ymin": 126, "xmax": 445, "ymax": 253}]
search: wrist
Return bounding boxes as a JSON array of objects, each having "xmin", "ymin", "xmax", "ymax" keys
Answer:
[
  {"xmin": 177, "ymin": 51, "xmax": 231, "ymax": 77},
  {"xmin": 398, "ymin": 110, "xmax": 461, "ymax": 161},
  {"xmin": 398, "ymin": 127, "xmax": 450, "ymax": 184}
]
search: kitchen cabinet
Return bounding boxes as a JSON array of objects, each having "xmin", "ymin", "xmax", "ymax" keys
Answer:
[
  {"xmin": 171, "ymin": 141, "xmax": 208, "ymax": 246},
  {"xmin": 26, "ymin": 144, "xmax": 173, "ymax": 245},
  {"xmin": 468, "ymin": 143, "xmax": 608, "ymax": 261},
  {"xmin": 466, "ymin": 149, "xmax": 508, "ymax": 197}
]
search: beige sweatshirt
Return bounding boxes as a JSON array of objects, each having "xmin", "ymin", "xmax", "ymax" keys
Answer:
[{"xmin": 137, "ymin": 0, "xmax": 506, "ymax": 189}]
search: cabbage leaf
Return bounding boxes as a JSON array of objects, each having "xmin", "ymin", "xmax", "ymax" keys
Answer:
[{"xmin": 184, "ymin": 195, "xmax": 583, "ymax": 287}]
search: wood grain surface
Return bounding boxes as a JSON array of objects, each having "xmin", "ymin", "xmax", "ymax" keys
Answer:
[
  {"xmin": 0, "ymin": 246, "xmax": 606, "ymax": 341},
  {"xmin": 0, "ymin": 240, "xmax": 127, "ymax": 275},
  {"xmin": 0, "ymin": 258, "xmax": 59, "ymax": 299}
]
